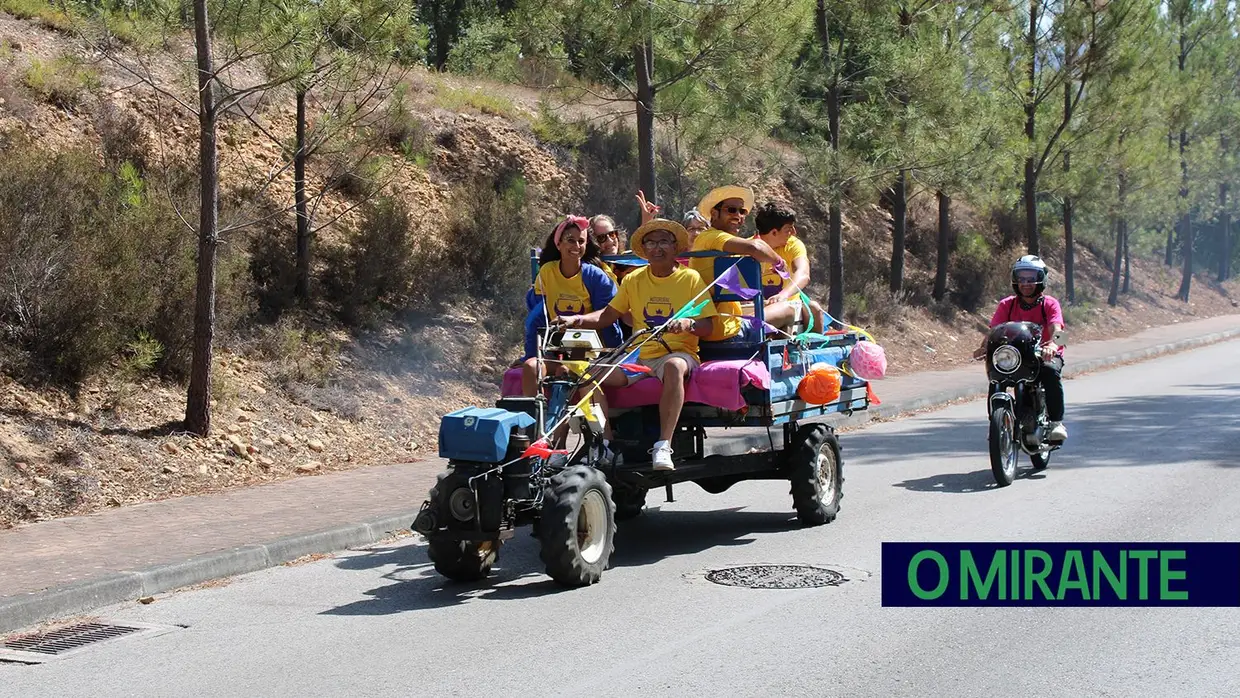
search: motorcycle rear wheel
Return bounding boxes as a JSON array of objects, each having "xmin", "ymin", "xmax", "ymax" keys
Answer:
[{"xmin": 989, "ymin": 407, "xmax": 1018, "ymax": 487}]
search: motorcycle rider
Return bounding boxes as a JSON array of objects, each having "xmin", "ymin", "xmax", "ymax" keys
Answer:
[{"xmin": 972, "ymin": 255, "xmax": 1068, "ymax": 442}]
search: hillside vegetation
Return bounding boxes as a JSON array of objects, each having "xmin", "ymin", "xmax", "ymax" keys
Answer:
[{"xmin": 0, "ymin": 1, "xmax": 1237, "ymax": 528}]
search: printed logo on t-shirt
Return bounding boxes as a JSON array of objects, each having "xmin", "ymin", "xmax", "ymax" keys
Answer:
[
  {"xmin": 643, "ymin": 298, "xmax": 673, "ymax": 327},
  {"xmin": 553, "ymin": 295, "xmax": 584, "ymax": 316},
  {"xmin": 761, "ymin": 270, "xmax": 783, "ymax": 299}
]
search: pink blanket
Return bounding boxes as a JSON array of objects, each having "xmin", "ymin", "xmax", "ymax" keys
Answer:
[{"xmin": 500, "ymin": 359, "xmax": 770, "ymax": 411}]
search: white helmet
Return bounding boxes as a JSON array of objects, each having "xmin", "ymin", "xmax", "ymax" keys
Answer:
[{"xmin": 1011, "ymin": 255, "xmax": 1048, "ymax": 295}]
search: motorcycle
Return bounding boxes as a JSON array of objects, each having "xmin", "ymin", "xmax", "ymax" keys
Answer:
[{"xmin": 982, "ymin": 321, "xmax": 1066, "ymax": 486}]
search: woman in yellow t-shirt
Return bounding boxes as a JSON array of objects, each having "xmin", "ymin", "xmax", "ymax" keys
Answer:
[
  {"xmin": 522, "ymin": 215, "xmax": 621, "ymax": 396},
  {"xmin": 754, "ymin": 201, "xmax": 827, "ymax": 333}
]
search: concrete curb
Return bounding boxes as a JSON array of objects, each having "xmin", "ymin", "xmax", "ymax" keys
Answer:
[
  {"xmin": 0, "ymin": 512, "xmax": 419, "ymax": 634},
  {"xmin": 4, "ymin": 325, "xmax": 1239, "ymax": 634}
]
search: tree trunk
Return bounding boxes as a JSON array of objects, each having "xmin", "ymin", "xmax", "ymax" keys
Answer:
[
  {"xmin": 1165, "ymin": 130, "xmax": 1175, "ymax": 267},
  {"xmin": 1116, "ymin": 216, "xmax": 1125, "ymax": 307},
  {"xmin": 294, "ymin": 87, "xmax": 311, "ymax": 302},
  {"xmin": 817, "ymin": 0, "xmax": 843, "ymax": 320},
  {"xmin": 1108, "ymin": 167, "xmax": 1126, "ymax": 307},
  {"xmin": 1178, "ymin": 210, "xmax": 1193, "ymax": 301},
  {"xmin": 1219, "ymin": 140, "xmax": 1230, "ymax": 281},
  {"xmin": 1061, "ymin": 78, "xmax": 1074, "ymax": 302},
  {"xmin": 185, "ymin": 0, "xmax": 219, "ymax": 437},
  {"xmin": 1176, "ymin": 130, "xmax": 1192, "ymax": 300},
  {"xmin": 888, "ymin": 170, "xmax": 907, "ymax": 294},
  {"xmin": 1175, "ymin": 16, "xmax": 1192, "ymax": 301},
  {"xmin": 1023, "ymin": 154, "xmax": 1038, "ymax": 255},
  {"xmin": 933, "ymin": 190, "xmax": 950, "ymax": 302},
  {"xmin": 1023, "ymin": 0, "xmax": 1039, "ymax": 256},
  {"xmin": 633, "ymin": 40, "xmax": 656, "ymax": 203},
  {"xmin": 1221, "ymin": 186, "xmax": 1231, "ymax": 282},
  {"xmin": 1122, "ymin": 223, "xmax": 1130, "ymax": 293},
  {"xmin": 1063, "ymin": 163, "xmax": 1074, "ymax": 306}
]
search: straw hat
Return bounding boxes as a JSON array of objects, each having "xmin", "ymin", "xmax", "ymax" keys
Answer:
[
  {"xmin": 698, "ymin": 185, "xmax": 756, "ymax": 219},
  {"xmin": 629, "ymin": 219, "xmax": 690, "ymax": 260}
]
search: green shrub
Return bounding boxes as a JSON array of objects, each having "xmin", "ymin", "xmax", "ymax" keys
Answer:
[
  {"xmin": 437, "ymin": 171, "xmax": 539, "ymax": 304},
  {"xmin": 248, "ymin": 319, "xmax": 342, "ymax": 388},
  {"xmin": 247, "ymin": 220, "xmax": 298, "ymax": 321},
  {"xmin": 329, "ymin": 153, "xmax": 390, "ymax": 199},
  {"xmin": 23, "ymin": 57, "xmax": 99, "ymax": 112},
  {"xmin": 445, "ymin": 16, "xmax": 521, "ymax": 82},
  {"xmin": 949, "ymin": 230, "xmax": 1002, "ymax": 313},
  {"xmin": 0, "ymin": 0, "xmax": 76, "ymax": 32},
  {"xmin": 322, "ymin": 196, "xmax": 419, "ymax": 328},
  {"xmin": 379, "ymin": 83, "xmax": 433, "ymax": 162},
  {"xmin": 433, "ymin": 85, "xmax": 517, "ymax": 119},
  {"xmin": 530, "ymin": 99, "xmax": 586, "ymax": 150},
  {"xmin": 95, "ymin": 100, "xmax": 150, "ymax": 173},
  {"xmin": 0, "ymin": 140, "xmax": 249, "ymax": 384}
]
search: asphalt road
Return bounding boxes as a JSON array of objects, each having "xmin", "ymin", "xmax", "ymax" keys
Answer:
[{"xmin": 4, "ymin": 340, "xmax": 1240, "ymax": 697}]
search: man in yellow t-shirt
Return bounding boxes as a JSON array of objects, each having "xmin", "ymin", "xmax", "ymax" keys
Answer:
[
  {"xmin": 559, "ymin": 220, "xmax": 716, "ymax": 471},
  {"xmin": 688, "ymin": 185, "xmax": 787, "ymax": 341},
  {"xmin": 754, "ymin": 201, "xmax": 827, "ymax": 333}
]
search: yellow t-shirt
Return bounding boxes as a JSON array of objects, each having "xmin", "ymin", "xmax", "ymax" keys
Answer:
[
  {"xmin": 689, "ymin": 228, "xmax": 743, "ymax": 341},
  {"xmin": 600, "ymin": 262, "xmax": 618, "ymax": 285},
  {"xmin": 761, "ymin": 236, "xmax": 808, "ymax": 299},
  {"xmin": 534, "ymin": 262, "xmax": 593, "ymax": 319},
  {"xmin": 608, "ymin": 266, "xmax": 718, "ymax": 361}
]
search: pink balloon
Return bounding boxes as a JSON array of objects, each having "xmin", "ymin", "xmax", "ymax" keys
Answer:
[{"xmin": 850, "ymin": 340, "xmax": 887, "ymax": 380}]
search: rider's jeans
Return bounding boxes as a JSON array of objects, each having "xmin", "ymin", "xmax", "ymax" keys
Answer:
[{"xmin": 1041, "ymin": 356, "xmax": 1065, "ymax": 421}]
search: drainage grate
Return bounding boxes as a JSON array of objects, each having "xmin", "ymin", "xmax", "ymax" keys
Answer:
[
  {"xmin": 706, "ymin": 564, "xmax": 846, "ymax": 589},
  {"xmin": 0, "ymin": 622, "xmax": 179, "ymax": 664}
]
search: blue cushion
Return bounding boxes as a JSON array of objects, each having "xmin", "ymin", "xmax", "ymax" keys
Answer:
[{"xmin": 698, "ymin": 320, "xmax": 764, "ymax": 362}]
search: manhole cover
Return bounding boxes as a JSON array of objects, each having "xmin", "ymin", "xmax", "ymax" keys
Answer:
[
  {"xmin": 0, "ymin": 622, "xmax": 179, "ymax": 664},
  {"xmin": 706, "ymin": 564, "xmax": 846, "ymax": 589}
]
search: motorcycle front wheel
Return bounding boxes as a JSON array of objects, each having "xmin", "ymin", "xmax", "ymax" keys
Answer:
[{"xmin": 989, "ymin": 407, "xmax": 1018, "ymax": 487}]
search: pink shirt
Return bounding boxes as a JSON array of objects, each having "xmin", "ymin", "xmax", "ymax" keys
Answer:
[{"xmin": 990, "ymin": 295, "xmax": 1064, "ymax": 355}]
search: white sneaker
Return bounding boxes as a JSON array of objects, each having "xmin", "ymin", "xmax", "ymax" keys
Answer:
[
  {"xmin": 650, "ymin": 441, "xmax": 674, "ymax": 471},
  {"xmin": 548, "ymin": 453, "xmax": 569, "ymax": 467},
  {"xmin": 1048, "ymin": 421, "xmax": 1068, "ymax": 442}
]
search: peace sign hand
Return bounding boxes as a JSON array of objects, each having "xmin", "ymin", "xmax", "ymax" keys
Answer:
[{"xmin": 636, "ymin": 190, "xmax": 661, "ymax": 224}]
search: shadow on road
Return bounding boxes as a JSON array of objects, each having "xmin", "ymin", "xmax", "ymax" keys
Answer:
[
  {"xmin": 319, "ymin": 533, "xmax": 562, "ymax": 616},
  {"xmin": 319, "ymin": 505, "xmax": 805, "ymax": 616},
  {"xmin": 610, "ymin": 506, "xmax": 799, "ymax": 567},
  {"xmin": 892, "ymin": 469, "xmax": 1002, "ymax": 494}
]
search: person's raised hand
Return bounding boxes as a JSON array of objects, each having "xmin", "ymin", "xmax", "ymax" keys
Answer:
[{"xmin": 636, "ymin": 190, "xmax": 660, "ymax": 224}]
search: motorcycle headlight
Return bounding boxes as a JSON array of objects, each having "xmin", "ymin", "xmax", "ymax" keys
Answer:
[{"xmin": 991, "ymin": 345, "xmax": 1021, "ymax": 374}]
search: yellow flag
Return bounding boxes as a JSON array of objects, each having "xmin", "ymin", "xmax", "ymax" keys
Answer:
[{"xmin": 573, "ymin": 394, "xmax": 600, "ymax": 424}]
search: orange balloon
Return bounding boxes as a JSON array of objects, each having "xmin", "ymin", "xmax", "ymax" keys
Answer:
[{"xmin": 798, "ymin": 362, "xmax": 841, "ymax": 405}]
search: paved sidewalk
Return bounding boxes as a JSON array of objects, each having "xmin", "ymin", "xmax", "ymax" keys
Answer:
[{"xmin": 3, "ymin": 313, "xmax": 1240, "ymax": 633}]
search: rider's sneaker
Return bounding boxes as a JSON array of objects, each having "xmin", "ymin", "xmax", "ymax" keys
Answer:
[
  {"xmin": 548, "ymin": 453, "xmax": 569, "ymax": 467},
  {"xmin": 597, "ymin": 443, "xmax": 618, "ymax": 467},
  {"xmin": 1048, "ymin": 421, "xmax": 1068, "ymax": 442},
  {"xmin": 651, "ymin": 441, "xmax": 674, "ymax": 471}
]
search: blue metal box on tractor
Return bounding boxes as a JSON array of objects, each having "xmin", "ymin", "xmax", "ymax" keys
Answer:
[{"xmin": 412, "ymin": 251, "xmax": 885, "ymax": 586}]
